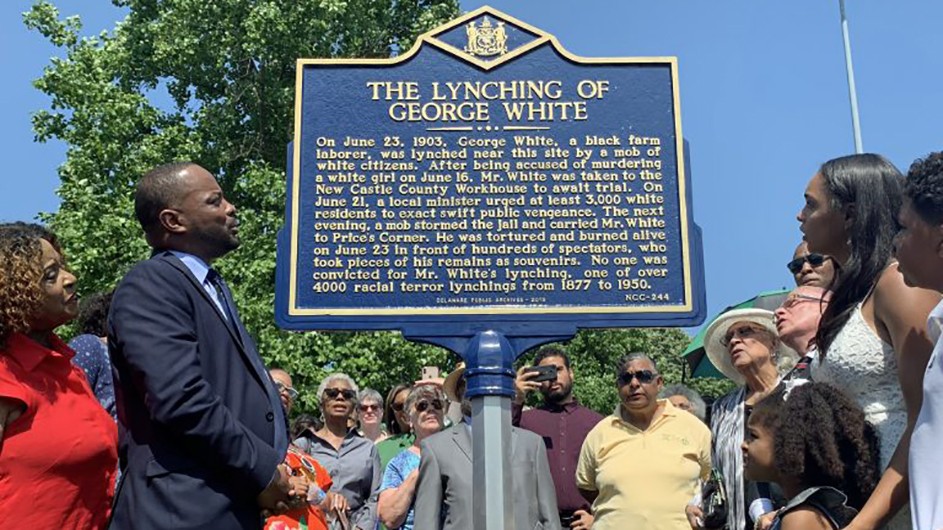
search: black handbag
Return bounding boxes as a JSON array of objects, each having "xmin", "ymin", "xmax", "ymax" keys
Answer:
[{"xmin": 701, "ymin": 468, "xmax": 729, "ymax": 529}]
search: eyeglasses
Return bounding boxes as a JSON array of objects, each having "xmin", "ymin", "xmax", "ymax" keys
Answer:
[
  {"xmin": 359, "ymin": 403, "xmax": 380, "ymax": 412},
  {"xmin": 323, "ymin": 388, "xmax": 356, "ymax": 400},
  {"xmin": 275, "ymin": 382, "xmax": 299, "ymax": 400},
  {"xmin": 786, "ymin": 253, "xmax": 829, "ymax": 274},
  {"xmin": 415, "ymin": 399, "xmax": 445, "ymax": 413},
  {"xmin": 780, "ymin": 293, "xmax": 826, "ymax": 310},
  {"xmin": 391, "ymin": 401, "xmax": 406, "ymax": 412},
  {"xmin": 618, "ymin": 370, "xmax": 658, "ymax": 386},
  {"xmin": 721, "ymin": 324, "xmax": 769, "ymax": 347}
]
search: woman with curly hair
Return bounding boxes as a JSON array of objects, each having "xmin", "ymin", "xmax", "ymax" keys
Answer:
[
  {"xmin": 0, "ymin": 222, "xmax": 118, "ymax": 529},
  {"xmin": 742, "ymin": 383, "xmax": 881, "ymax": 530}
]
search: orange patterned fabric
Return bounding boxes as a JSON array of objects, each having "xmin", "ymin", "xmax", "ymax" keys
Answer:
[{"xmin": 265, "ymin": 446, "xmax": 333, "ymax": 530}]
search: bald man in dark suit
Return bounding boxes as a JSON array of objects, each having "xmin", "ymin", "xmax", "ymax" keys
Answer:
[{"xmin": 109, "ymin": 162, "xmax": 292, "ymax": 529}]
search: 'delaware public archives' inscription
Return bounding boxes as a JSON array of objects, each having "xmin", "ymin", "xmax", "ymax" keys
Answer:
[{"xmin": 276, "ymin": 6, "xmax": 704, "ymax": 323}]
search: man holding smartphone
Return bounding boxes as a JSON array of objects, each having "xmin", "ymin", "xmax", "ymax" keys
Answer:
[{"xmin": 514, "ymin": 346, "xmax": 604, "ymax": 530}]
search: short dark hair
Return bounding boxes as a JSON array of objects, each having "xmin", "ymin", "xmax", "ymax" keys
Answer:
[
  {"xmin": 134, "ymin": 162, "xmax": 196, "ymax": 234},
  {"xmin": 904, "ymin": 151, "xmax": 943, "ymax": 225},
  {"xmin": 615, "ymin": 352, "xmax": 658, "ymax": 379},
  {"xmin": 533, "ymin": 345, "xmax": 569, "ymax": 368},
  {"xmin": 77, "ymin": 291, "xmax": 113, "ymax": 337}
]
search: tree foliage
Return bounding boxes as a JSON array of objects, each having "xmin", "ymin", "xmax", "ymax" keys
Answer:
[{"xmin": 26, "ymin": 0, "xmax": 730, "ymax": 418}]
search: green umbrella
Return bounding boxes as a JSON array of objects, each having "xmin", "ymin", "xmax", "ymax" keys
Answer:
[{"xmin": 682, "ymin": 288, "xmax": 791, "ymax": 379}]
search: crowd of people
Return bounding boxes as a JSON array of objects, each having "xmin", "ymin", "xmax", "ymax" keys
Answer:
[{"xmin": 0, "ymin": 151, "xmax": 942, "ymax": 530}]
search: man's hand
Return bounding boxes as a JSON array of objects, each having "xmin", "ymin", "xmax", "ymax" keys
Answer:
[
  {"xmin": 514, "ymin": 366, "xmax": 541, "ymax": 404},
  {"xmin": 0, "ymin": 397, "xmax": 25, "ymax": 447},
  {"xmin": 685, "ymin": 504, "xmax": 704, "ymax": 529},
  {"xmin": 258, "ymin": 464, "xmax": 294, "ymax": 514},
  {"xmin": 571, "ymin": 509, "xmax": 594, "ymax": 530}
]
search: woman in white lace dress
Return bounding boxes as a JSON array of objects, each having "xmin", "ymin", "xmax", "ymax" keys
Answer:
[{"xmin": 798, "ymin": 153, "xmax": 941, "ymax": 530}]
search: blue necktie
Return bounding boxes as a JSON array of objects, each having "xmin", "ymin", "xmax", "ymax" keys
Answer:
[{"xmin": 207, "ymin": 269, "xmax": 288, "ymax": 455}]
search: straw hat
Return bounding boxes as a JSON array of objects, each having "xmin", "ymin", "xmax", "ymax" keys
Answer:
[
  {"xmin": 703, "ymin": 308, "xmax": 798, "ymax": 386},
  {"xmin": 442, "ymin": 362, "xmax": 466, "ymax": 402}
]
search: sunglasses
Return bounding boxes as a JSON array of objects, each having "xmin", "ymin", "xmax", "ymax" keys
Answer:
[
  {"xmin": 786, "ymin": 253, "xmax": 829, "ymax": 274},
  {"xmin": 359, "ymin": 403, "xmax": 380, "ymax": 412},
  {"xmin": 721, "ymin": 324, "xmax": 769, "ymax": 347},
  {"xmin": 391, "ymin": 401, "xmax": 406, "ymax": 412},
  {"xmin": 618, "ymin": 370, "xmax": 658, "ymax": 386},
  {"xmin": 415, "ymin": 399, "xmax": 445, "ymax": 413},
  {"xmin": 323, "ymin": 388, "xmax": 356, "ymax": 400},
  {"xmin": 275, "ymin": 382, "xmax": 299, "ymax": 400}
]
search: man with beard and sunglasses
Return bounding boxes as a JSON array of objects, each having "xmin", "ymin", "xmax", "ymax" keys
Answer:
[
  {"xmin": 513, "ymin": 346, "xmax": 603, "ymax": 530},
  {"xmin": 577, "ymin": 353, "xmax": 711, "ymax": 530}
]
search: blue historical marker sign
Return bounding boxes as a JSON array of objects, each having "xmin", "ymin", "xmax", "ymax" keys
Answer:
[{"xmin": 275, "ymin": 6, "xmax": 706, "ymax": 336}]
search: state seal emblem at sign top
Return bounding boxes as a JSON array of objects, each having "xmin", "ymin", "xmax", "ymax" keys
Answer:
[{"xmin": 464, "ymin": 17, "xmax": 508, "ymax": 57}]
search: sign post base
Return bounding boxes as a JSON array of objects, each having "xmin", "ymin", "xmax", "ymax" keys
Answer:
[{"xmin": 465, "ymin": 330, "xmax": 517, "ymax": 530}]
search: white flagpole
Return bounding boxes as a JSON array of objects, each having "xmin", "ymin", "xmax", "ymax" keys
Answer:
[{"xmin": 839, "ymin": 0, "xmax": 864, "ymax": 153}]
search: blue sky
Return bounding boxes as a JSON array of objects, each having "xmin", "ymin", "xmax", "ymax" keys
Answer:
[{"xmin": 2, "ymin": 0, "xmax": 941, "ymax": 326}]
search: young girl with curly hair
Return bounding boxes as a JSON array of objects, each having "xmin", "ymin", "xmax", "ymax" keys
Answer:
[{"xmin": 741, "ymin": 383, "xmax": 881, "ymax": 530}]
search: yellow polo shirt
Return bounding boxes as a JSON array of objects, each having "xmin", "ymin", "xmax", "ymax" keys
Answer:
[{"xmin": 576, "ymin": 399, "xmax": 711, "ymax": 530}]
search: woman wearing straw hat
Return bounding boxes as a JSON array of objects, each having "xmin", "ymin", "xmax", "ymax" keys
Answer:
[{"xmin": 685, "ymin": 308, "xmax": 798, "ymax": 530}]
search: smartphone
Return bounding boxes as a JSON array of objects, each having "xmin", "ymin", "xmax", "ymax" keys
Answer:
[
  {"xmin": 421, "ymin": 366, "xmax": 440, "ymax": 380},
  {"xmin": 526, "ymin": 365, "xmax": 557, "ymax": 383}
]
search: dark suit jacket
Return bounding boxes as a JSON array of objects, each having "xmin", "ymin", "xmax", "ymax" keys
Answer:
[
  {"xmin": 414, "ymin": 423, "xmax": 561, "ymax": 530},
  {"xmin": 108, "ymin": 251, "xmax": 284, "ymax": 529}
]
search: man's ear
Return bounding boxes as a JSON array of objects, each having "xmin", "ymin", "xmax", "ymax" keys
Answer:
[{"xmin": 158, "ymin": 208, "xmax": 186, "ymax": 234}]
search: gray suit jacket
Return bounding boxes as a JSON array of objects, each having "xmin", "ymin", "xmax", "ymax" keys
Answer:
[{"xmin": 414, "ymin": 423, "xmax": 561, "ymax": 530}]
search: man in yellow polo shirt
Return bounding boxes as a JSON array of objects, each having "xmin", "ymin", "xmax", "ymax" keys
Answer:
[{"xmin": 576, "ymin": 353, "xmax": 711, "ymax": 530}]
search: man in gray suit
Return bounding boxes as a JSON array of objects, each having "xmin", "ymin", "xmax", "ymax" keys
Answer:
[{"xmin": 414, "ymin": 363, "xmax": 561, "ymax": 530}]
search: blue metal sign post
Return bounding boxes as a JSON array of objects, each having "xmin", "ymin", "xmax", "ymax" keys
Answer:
[{"xmin": 276, "ymin": 6, "xmax": 706, "ymax": 528}]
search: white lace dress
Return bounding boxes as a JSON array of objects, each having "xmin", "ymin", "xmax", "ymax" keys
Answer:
[{"xmin": 811, "ymin": 303, "xmax": 910, "ymax": 530}]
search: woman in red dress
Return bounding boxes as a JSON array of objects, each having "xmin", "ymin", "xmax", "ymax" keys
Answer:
[{"xmin": 0, "ymin": 223, "xmax": 118, "ymax": 529}]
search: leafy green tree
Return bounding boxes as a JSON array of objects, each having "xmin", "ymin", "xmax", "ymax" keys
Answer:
[
  {"xmin": 25, "ymin": 0, "xmax": 461, "ymax": 414},
  {"xmin": 25, "ymin": 0, "xmax": 728, "ymax": 417}
]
